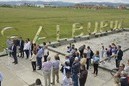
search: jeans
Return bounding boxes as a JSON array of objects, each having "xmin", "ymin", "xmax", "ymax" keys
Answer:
[
  {"xmin": 72, "ymin": 73, "xmax": 79, "ymax": 86},
  {"xmin": 37, "ymin": 57, "xmax": 42, "ymax": 69},
  {"xmin": 24, "ymin": 50, "xmax": 29, "ymax": 59}
]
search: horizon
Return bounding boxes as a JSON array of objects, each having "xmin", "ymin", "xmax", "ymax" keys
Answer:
[{"xmin": 0, "ymin": 0, "xmax": 129, "ymax": 4}]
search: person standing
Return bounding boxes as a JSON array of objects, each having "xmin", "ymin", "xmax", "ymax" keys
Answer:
[
  {"xmin": 24, "ymin": 40, "xmax": 30, "ymax": 59},
  {"xmin": 51, "ymin": 54, "xmax": 60, "ymax": 85},
  {"xmin": 6, "ymin": 38, "xmax": 13, "ymax": 57},
  {"xmin": 84, "ymin": 46, "xmax": 92, "ymax": 70},
  {"xmin": 42, "ymin": 57, "xmax": 53, "ymax": 86},
  {"xmin": 12, "ymin": 40, "xmax": 18, "ymax": 64},
  {"xmin": 72, "ymin": 57, "xmax": 80, "ymax": 86},
  {"xmin": 19, "ymin": 37, "xmax": 24, "ymax": 58},
  {"xmin": 116, "ymin": 46, "xmax": 123, "ymax": 68},
  {"xmin": 79, "ymin": 65, "xmax": 88, "ymax": 86},
  {"xmin": 78, "ymin": 45, "xmax": 85, "ymax": 58},
  {"xmin": 93, "ymin": 51, "xmax": 100, "ymax": 77},
  {"xmin": 30, "ymin": 50, "xmax": 37, "ymax": 71},
  {"xmin": 37, "ymin": 47, "xmax": 44, "ymax": 70},
  {"xmin": 0, "ymin": 72, "xmax": 3, "ymax": 86},
  {"xmin": 43, "ymin": 45, "xmax": 49, "ymax": 62}
]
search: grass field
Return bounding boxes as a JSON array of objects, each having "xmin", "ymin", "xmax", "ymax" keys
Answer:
[{"xmin": 0, "ymin": 7, "xmax": 129, "ymax": 51}]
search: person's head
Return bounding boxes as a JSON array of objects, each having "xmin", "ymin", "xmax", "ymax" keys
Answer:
[
  {"xmin": 66, "ymin": 72, "xmax": 71, "ymax": 78},
  {"xmin": 95, "ymin": 50, "xmax": 99, "ymax": 56},
  {"xmin": 74, "ymin": 57, "xmax": 79, "ymax": 62},
  {"xmin": 44, "ymin": 45, "xmax": 48, "ymax": 49},
  {"xmin": 43, "ymin": 42, "xmax": 46, "ymax": 46},
  {"xmin": 119, "ymin": 63, "xmax": 125, "ymax": 71},
  {"xmin": 54, "ymin": 54, "xmax": 60, "ymax": 60},
  {"xmin": 87, "ymin": 46, "xmax": 90, "ymax": 49},
  {"xmin": 117, "ymin": 45, "xmax": 121, "ymax": 50},
  {"xmin": 102, "ymin": 46, "xmax": 104, "ymax": 49},
  {"xmin": 83, "ymin": 53, "xmax": 87, "ymax": 58},
  {"xmin": 33, "ymin": 43, "xmax": 36, "ymax": 47},
  {"xmin": 35, "ymin": 78, "xmax": 42, "ymax": 85},
  {"xmin": 27, "ymin": 38, "xmax": 30, "ymax": 41},
  {"xmin": 74, "ymin": 48, "xmax": 77, "ymax": 52}
]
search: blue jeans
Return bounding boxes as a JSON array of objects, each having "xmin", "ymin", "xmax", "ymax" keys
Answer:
[
  {"xmin": 37, "ymin": 57, "xmax": 42, "ymax": 69},
  {"xmin": 72, "ymin": 73, "xmax": 79, "ymax": 86}
]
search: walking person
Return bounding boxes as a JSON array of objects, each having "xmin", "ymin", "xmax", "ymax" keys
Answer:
[
  {"xmin": 92, "ymin": 50, "xmax": 100, "ymax": 77},
  {"xmin": 12, "ymin": 40, "xmax": 18, "ymax": 64},
  {"xmin": 42, "ymin": 57, "xmax": 53, "ymax": 86},
  {"xmin": 30, "ymin": 50, "xmax": 37, "ymax": 71},
  {"xmin": 0, "ymin": 72, "xmax": 3, "ymax": 86},
  {"xmin": 51, "ymin": 54, "xmax": 60, "ymax": 85},
  {"xmin": 79, "ymin": 65, "xmax": 88, "ymax": 86}
]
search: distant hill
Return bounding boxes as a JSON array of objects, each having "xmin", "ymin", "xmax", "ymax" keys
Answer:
[
  {"xmin": 0, "ymin": 1, "xmax": 75, "ymax": 6},
  {"xmin": 0, "ymin": 1, "xmax": 129, "ymax": 7}
]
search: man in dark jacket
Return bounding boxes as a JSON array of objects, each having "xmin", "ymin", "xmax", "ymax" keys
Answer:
[
  {"xmin": 72, "ymin": 57, "xmax": 80, "ymax": 86},
  {"xmin": 79, "ymin": 45, "xmax": 85, "ymax": 58},
  {"xmin": 12, "ymin": 40, "xmax": 18, "ymax": 64},
  {"xmin": 19, "ymin": 37, "xmax": 24, "ymax": 58},
  {"xmin": 116, "ymin": 45, "xmax": 123, "ymax": 68}
]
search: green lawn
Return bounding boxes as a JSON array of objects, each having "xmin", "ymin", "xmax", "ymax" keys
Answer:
[{"xmin": 0, "ymin": 7, "xmax": 129, "ymax": 51}]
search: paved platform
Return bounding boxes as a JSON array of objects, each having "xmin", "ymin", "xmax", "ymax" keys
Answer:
[
  {"xmin": 56, "ymin": 31, "xmax": 129, "ymax": 70},
  {"xmin": 0, "ymin": 51, "xmax": 115, "ymax": 86},
  {"xmin": 1, "ymin": 31, "xmax": 129, "ymax": 86}
]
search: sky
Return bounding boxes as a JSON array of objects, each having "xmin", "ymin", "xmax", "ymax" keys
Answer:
[{"xmin": 0, "ymin": 0, "xmax": 129, "ymax": 3}]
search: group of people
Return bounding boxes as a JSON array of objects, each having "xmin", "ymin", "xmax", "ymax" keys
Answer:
[{"xmin": 5, "ymin": 36, "xmax": 129, "ymax": 86}]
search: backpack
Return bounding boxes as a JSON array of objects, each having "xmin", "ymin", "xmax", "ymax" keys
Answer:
[{"xmin": 90, "ymin": 50, "xmax": 94, "ymax": 58}]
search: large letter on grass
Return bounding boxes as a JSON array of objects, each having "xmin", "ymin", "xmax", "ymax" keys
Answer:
[
  {"xmin": 110, "ymin": 20, "xmax": 123, "ymax": 30},
  {"xmin": 56, "ymin": 25, "xmax": 60, "ymax": 41},
  {"xmin": 72, "ymin": 23, "xmax": 84, "ymax": 37},
  {"xmin": 87, "ymin": 22, "xmax": 92, "ymax": 33},
  {"xmin": 100, "ymin": 21, "xmax": 108, "ymax": 32},
  {"xmin": 33, "ymin": 26, "xmax": 45, "ymax": 43},
  {"xmin": 93, "ymin": 22, "xmax": 99, "ymax": 34}
]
